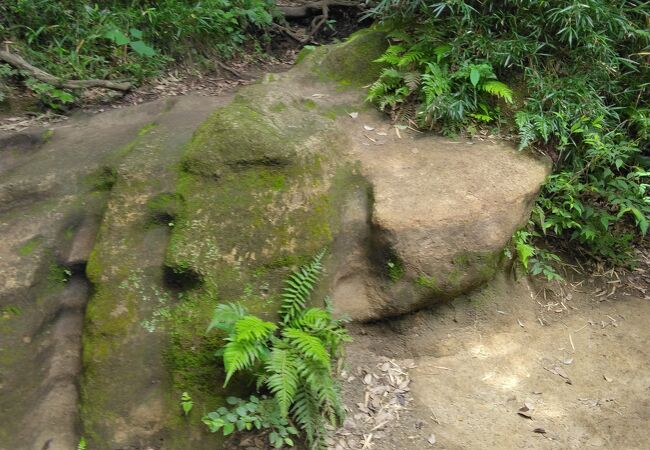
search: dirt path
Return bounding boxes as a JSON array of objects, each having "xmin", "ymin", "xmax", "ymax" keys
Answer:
[{"xmin": 336, "ymin": 273, "xmax": 650, "ymax": 450}]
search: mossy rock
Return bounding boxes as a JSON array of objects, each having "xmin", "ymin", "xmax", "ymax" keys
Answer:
[{"xmin": 318, "ymin": 29, "xmax": 389, "ymax": 86}]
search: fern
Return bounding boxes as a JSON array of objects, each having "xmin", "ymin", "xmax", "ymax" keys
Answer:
[
  {"xmin": 283, "ymin": 328, "xmax": 330, "ymax": 367},
  {"xmin": 234, "ymin": 316, "xmax": 277, "ymax": 342},
  {"xmin": 481, "ymin": 80, "xmax": 513, "ymax": 103},
  {"xmin": 279, "ymin": 250, "xmax": 324, "ymax": 324},
  {"xmin": 265, "ymin": 348, "xmax": 299, "ymax": 416},
  {"xmin": 206, "ymin": 249, "xmax": 347, "ymax": 449},
  {"xmin": 222, "ymin": 339, "xmax": 268, "ymax": 386},
  {"xmin": 207, "ymin": 302, "xmax": 247, "ymax": 333}
]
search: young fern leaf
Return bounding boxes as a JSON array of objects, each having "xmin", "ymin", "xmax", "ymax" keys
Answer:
[
  {"xmin": 234, "ymin": 316, "xmax": 276, "ymax": 342},
  {"xmin": 222, "ymin": 315, "xmax": 275, "ymax": 386},
  {"xmin": 283, "ymin": 328, "xmax": 330, "ymax": 367},
  {"xmin": 279, "ymin": 250, "xmax": 325, "ymax": 324},
  {"xmin": 207, "ymin": 302, "xmax": 247, "ymax": 333},
  {"xmin": 222, "ymin": 339, "xmax": 268, "ymax": 386},
  {"xmin": 481, "ymin": 80, "xmax": 513, "ymax": 103}
]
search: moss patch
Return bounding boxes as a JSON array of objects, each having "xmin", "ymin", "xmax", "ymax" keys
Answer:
[
  {"xmin": 147, "ymin": 192, "xmax": 184, "ymax": 225},
  {"xmin": 163, "ymin": 79, "xmax": 357, "ymax": 409},
  {"xmin": 319, "ymin": 29, "xmax": 389, "ymax": 86},
  {"xmin": 17, "ymin": 235, "xmax": 44, "ymax": 256}
]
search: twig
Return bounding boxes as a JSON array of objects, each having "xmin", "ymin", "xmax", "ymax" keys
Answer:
[{"xmin": 0, "ymin": 50, "xmax": 132, "ymax": 91}]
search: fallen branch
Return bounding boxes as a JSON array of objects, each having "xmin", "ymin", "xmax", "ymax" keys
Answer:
[{"xmin": 0, "ymin": 50, "xmax": 132, "ymax": 92}]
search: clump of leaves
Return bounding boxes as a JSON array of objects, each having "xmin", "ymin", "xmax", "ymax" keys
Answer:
[
  {"xmin": 204, "ymin": 395, "xmax": 299, "ymax": 448},
  {"xmin": 204, "ymin": 250, "xmax": 350, "ymax": 449},
  {"xmin": 0, "ymin": 0, "xmax": 277, "ymax": 103},
  {"xmin": 180, "ymin": 391, "xmax": 193, "ymax": 416},
  {"xmin": 367, "ymin": 37, "xmax": 512, "ymax": 130}
]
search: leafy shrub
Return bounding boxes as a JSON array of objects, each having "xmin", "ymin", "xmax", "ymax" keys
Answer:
[
  {"xmin": 0, "ymin": 0, "xmax": 277, "ymax": 103},
  {"xmin": 203, "ymin": 251, "xmax": 350, "ymax": 449},
  {"xmin": 367, "ymin": 36, "xmax": 513, "ymax": 129},
  {"xmin": 367, "ymin": 0, "xmax": 650, "ymax": 266}
]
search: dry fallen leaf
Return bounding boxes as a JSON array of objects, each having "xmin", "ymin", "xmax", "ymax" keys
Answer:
[
  {"xmin": 533, "ymin": 428, "xmax": 546, "ymax": 434},
  {"xmin": 517, "ymin": 405, "xmax": 534, "ymax": 419}
]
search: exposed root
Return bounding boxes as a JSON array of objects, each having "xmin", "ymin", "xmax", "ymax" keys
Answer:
[{"xmin": 276, "ymin": 0, "xmax": 364, "ymax": 44}]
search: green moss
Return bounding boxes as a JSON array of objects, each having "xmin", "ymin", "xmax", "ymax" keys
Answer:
[
  {"xmin": 17, "ymin": 235, "xmax": 44, "ymax": 256},
  {"xmin": 319, "ymin": 29, "xmax": 389, "ymax": 86},
  {"xmin": 416, "ymin": 274, "xmax": 438, "ymax": 289},
  {"xmin": 303, "ymin": 98, "xmax": 316, "ymax": 110},
  {"xmin": 47, "ymin": 262, "xmax": 70, "ymax": 286},
  {"xmin": 64, "ymin": 226, "xmax": 75, "ymax": 241},
  {"xmin": 295, "ymin": 45, "xmax": 316, "ymax": 65},
  {"xmin": 387, "ymin": 259, "xmax": 405, "ymax": 282},
  {"xmin": 146, "ymin": 192, "xmax": 184, "ymax": 224},
  {"xmin": 138, "ymin": 122, "xmax": 158, "ymax": 136},
  {"xmin": 180, "ymin": 101, "xmax": 292, "ymax": 177},
  {"xmin": 42, "ymin": 128, "xmax": 54, "ymax": 142},
  {"xmin": 270, "ymin": 102, "xmax": 287, "ymax": 112},
  {"xmin": 86, "ymin": 166, "xmax": 117, "ymax": 191}
]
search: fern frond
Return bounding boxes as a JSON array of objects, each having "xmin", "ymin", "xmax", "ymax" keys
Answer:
[
  {"xmin": 290, "ymin": 389, "xmax": 325, "ymax": 449},
  {"xmin": 283, "ymin": 327, "xmax": 330, "ymax": 367},
  {"xmin": 481, "ymin": 80, "xmax": 513, "ymax": 103},
  {"xmin": 292, "ymin": 308, "xmax": 330, "ymax": 330},
  {"xmin": 279, "ymin": 250, "xmax": 325, "ymax": 323},
  {"xmin": 398, "ymin": 50, "xmax": 424, "ymax": 67},
  {"xmin": 222, "ymin": 339, "xmax": 267, "ymax": 386},
  {"xmin": 265, "ymin": 348, "xmax": 299, "ymax": 417},
  {"xmin": 234, "ymin": 315, "xmax": 276, "ymax": 342},
  {"xmin": 374, "ymin": 44, "xmax": 405, "ymax": 65},
  {"xmin": 207, "ymin": 302, "xmax": 247, "ymax": 333}
]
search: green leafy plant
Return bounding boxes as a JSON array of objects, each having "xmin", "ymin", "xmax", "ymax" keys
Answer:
[
  {"xmin": 77, "ymin": 437, "xmax": 87, "ymax": 450},
  {"xmin": 367, "ymin": 38, "xmax": 512, "ymax": 130},
  {"xmin": 512, "ymin": 230, "xmax": 562, "ymax": 281},
  {"xmin": 0, "ymin": 0, "xmax": 277, "ymax": 97},
  {"xmin": 367, "ymin": 0, "xmax": 650, "ymax": 267},
  {"xmin": 104, "ymin": 28, "xmax": 155, "ymax": 57},
  {"xmin": 203, "ymin": 395, "xmax": 299, "ymax": 447},
  {"xmin": 204, "ymin": 250, "xmax": 350, "ymax": 449},
  {"xmin": 25, "ymin": 79, "xmax": 74, "ymax": 109},
  {"xmin": 181, "ymin": 391, "xmax": 194, "ymax": 416}
]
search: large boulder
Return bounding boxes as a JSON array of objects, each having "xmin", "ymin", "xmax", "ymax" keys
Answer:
[
  {"xmin": 0, "ymin": 28, "xmax": 550, "ymax": 449},
  {"xmin": 330, "ymin": 128, "xmax": 550, "ymax": 321}
]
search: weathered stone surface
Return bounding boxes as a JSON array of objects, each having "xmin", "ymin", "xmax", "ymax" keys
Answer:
[
  {"xmin": 0, "ymin": 27, "xmax": 550, "ymax": 450},
  {"xmin": 330, "ymin": 124, "xmax": 550, "ymax": 320}
]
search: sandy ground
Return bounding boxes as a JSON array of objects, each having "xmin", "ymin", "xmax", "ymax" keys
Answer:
[{"xmin": 337, "ymin": 272, "xmax": 650, "ymax": 450}]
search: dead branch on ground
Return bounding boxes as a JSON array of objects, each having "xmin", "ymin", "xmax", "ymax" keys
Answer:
[{"xmin": 0, "ymin": 50, "xmax": 132, "ymax": 92}]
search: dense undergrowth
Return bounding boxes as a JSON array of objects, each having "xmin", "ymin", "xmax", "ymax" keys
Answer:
[
  {"xmin": 0, "ymin": 0, "xmax": 276, "ymax": 106},
  {"xmin": 366, "ymin": 0, "xmax": 650, "ymax": 272}
]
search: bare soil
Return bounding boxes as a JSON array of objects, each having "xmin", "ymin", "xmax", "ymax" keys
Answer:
[{"xmin": 336, "ymin": 271, "xmax": 650, "ymax": 450}]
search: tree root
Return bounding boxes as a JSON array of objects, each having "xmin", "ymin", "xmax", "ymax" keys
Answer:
[
  {"xmin": 0, "ymin": 50, "xmax": 132, "ymax": 92},
  {"xmin": 276, "ymin": 0, "xmax": 364, "ymax": 44}
]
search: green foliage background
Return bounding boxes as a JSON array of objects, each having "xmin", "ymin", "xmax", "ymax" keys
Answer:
[
  {"xmin": 367, "ymin": 0, "xmax": 650, "ymax": 268},
  {"xmin": 0, "ymin": 0, "xmax": 276, "ymax": 85}
]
